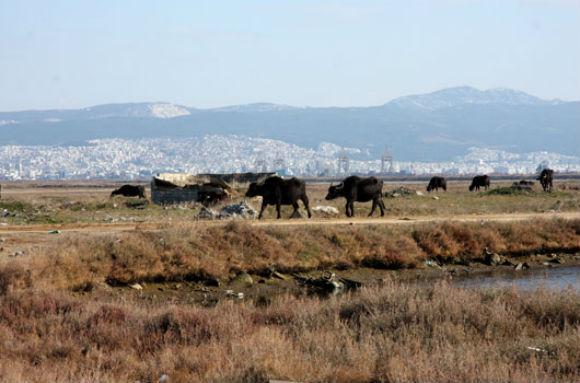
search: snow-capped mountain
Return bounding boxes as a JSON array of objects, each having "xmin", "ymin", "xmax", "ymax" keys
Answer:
[
  {"xmin": 0, "ymin": 102, "xmax": 192, "ymax": 124},
  {"xmin": 83, "ymin": 102, "xmax": 191, "ymax": 119},
  {"xmin": 388, "ymin": 86, "xmax": 562, "ymax": 111}
]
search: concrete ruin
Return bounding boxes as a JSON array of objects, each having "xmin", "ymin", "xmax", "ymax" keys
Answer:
[
  {"xmin": 196, "ymin": 172, "xmax": 276, "ymax": 187},
  {"xmin": 151, "ymin": 172, "xmax": 275, "ymax": 205}
]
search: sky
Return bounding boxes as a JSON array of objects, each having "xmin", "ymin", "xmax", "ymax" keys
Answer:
[{"xmin": 1, "ymin": 0, "xmax": 579, "ymax": 111}]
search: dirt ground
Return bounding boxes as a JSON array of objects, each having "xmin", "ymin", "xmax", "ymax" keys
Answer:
[{"xmin": 1, "ymin": 179, "xmax": 579, "ymax": 221}]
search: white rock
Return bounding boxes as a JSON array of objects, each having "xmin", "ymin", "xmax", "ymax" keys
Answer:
[
  {"xmin": 312, "ymin": 206, "xmax": 339, "ymax": 215},
  {"xmin": 220, "ymin": 202, "xmax": 257, "ymax": 219},
  {"xmin": 130, "ymin": 283, "xmax": 143, "ymax": 290},
  {"xmin": 197, "ymin": 206, "xmax": 217, "ymax": 220}
]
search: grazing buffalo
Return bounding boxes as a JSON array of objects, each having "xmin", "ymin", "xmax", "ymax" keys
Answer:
[
  {"xmin": 245, "ymin": 176, "xmax": 312, "ymax": 219},
  {"xmin": 198, "ymin": 186, "xmax": 229, "ymax": 207},
  {"xmin": 325, "ymin": 176, "xmax": 385, "ymax": 217},
  {"xmin": 537, "ymin": 169, "xmax": 554, "ymax": 192},
  {"xmin": 427, "ymin": 176, "xmax": 447, "ymax": 192},
  {"xmin": 512, "ymin": 180, "xmax": 535, "ymax": 191},
  {"xmin": 469, "ymin": 175, "xmax": 490, "ymax": 192},
  {"xmin": 516, "ymin": 180, "xmax": 535, "ymax": 187},
  {"xmin": 111, "ymin": 185, "xmax": 145, "ymax": 199}
]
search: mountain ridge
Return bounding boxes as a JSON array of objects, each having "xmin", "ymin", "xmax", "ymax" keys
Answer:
[
  {"xmin": 386, "ymin": 86, "xmax": 564, "ymax": 111},
  {"xmin": 1, "ymin": 86, "xmax": 578, "ymax": 162},
  {"xmin": 0, "ymin": 86, "xmax": 571, "ymax": 118}
]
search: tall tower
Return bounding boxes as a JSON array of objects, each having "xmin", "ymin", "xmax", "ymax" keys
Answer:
[
  {"xmin": 273, "ymin": 157, "xmax": 285, "ymax": 170},
  {"xmin": 273, "ymin": 157, "xmax": 286, "ymax": 176},
  {"xmin": 337, "ymin": 153, "xmax": 350, "ymax": 174},
  {"xmin": 255, "ymin": 159, "xmax": 267, "ymax": 173},
  {"xmin": 381, "ymin": 147, "xmax": 394, "ymax": 174}
]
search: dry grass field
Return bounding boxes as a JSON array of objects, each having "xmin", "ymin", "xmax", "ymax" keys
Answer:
[
  {"xmin": 0, "ymin": 179, "xmax": 579, "ymax": 382},
  {"xmin": 0, "ymin": 277, "xmax": 578, "ymax": 382}
]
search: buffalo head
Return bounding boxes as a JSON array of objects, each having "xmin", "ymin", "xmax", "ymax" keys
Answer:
[
  {"xmin": 245, "ymin": 182, "xmax": 262, "ymax": 198},
  {"xmin": 325, "ymin": 183, "xmax": 344, "ymax": 200}
]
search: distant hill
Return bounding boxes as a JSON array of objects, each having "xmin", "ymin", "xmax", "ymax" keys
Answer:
[
  {"xmin": 1, "ymin": 86, "xmax": 578, "ymax": 161},
  {"xmin": 388, "ymin": 86, "xmax": 562, "ymax": 110}
]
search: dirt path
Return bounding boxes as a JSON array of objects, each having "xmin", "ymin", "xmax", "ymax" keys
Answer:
[{"xmin": 1, "ymin": 211, "xmax": 578, "ymax": 235}]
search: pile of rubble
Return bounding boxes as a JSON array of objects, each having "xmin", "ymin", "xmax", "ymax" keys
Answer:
[
  {"xmin": 197, "ymin": 201, "xmax": 258, "ymax": 220},
  {"xmin": 384, "ymin": 187, "xmax": 423, "ymax": 198},
  {"xmin": 1, "ymin": 209, "xmax": 14, "ymax": 218},
  {"xmin": 219, "ymin": 201, "xmax": 257, "ymax": 219},
  {"xmin": 294, "ymin": 271, "xmax": 362, "ymax": 295},
  {"xmin": 197, "ymin": 206, "xmax": 218, "ymax": 220}
]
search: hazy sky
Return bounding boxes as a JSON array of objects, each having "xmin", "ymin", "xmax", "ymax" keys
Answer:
[{"xmin": 1, "ymin": 0, "xmax": 579, "ymax": 111}]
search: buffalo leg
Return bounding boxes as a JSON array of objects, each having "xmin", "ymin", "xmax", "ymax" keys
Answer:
[
  {"xmin": 369, "ymin": 199, "xmax": 377, "ymax": 217},
  {"xmin": 301, "ymin": 195, "xmax": 312, "ymax": 218},
  {"xmin": 276, "ymin": 203, "xmax": 282, "ymax": 219},
  {"xmin": 258, "ymin": 202, "xmax": 267, "ymax": 220},
  {"xmin": 290, "ymin": 201, "xmax": 301, "ymax": 219},
  {"xmin": 378, "ymin": 198, "xmax": 385, "ymax": 216},
  {"xmin": 348, "ymin": 201, "xmax": 355, "ymax": 217}
]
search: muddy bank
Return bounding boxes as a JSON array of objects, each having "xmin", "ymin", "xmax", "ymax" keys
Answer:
[
  {"xmin": 4, "ymin": 218, "xmax": 579, "ymax": 305},
  {"xmin": 87, "ymin": 252, "xmax": 580, "ymax": 307}
]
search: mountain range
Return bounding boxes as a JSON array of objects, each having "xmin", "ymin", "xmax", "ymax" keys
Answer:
[{"xmin": 1, "ymin": 86, "xmax": 578, "ymax": 161}]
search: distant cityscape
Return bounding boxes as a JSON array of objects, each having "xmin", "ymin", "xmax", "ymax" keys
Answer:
[{"xmin": 0, "ymin": 135, "xmax": 579, "ymax": 180}]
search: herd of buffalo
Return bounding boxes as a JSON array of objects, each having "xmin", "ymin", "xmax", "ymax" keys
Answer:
[{"xmin": 110, "ymin": 169, "xmax": 555, "ymax": 219}]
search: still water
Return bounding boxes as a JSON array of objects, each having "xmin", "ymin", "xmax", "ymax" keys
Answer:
[{"xmin": 453, "ymin": 265, "xmax": 580, "ymax": 291}]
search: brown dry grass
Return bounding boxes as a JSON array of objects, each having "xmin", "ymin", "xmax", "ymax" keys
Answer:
[
  {"xmin": 1, "ymin": 218, "xmax": 579, "ymax": 382},
  {"xmin": 0, "ymin": 281, "xmax": 578, "ymax": 382},
  {"xmin": 4, "ymin": 219, "xmax": 579, "ymax": 291}
]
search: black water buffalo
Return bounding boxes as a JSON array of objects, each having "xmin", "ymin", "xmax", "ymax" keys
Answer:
[
  {"xmin": 469, "ymin": 175, "xmax": 490, "ymax": 192},
  {"xmin": 537, "ymin": 169, "xmax": 554, "ymax": 192},
  {"xmin": 198, "ymin": 186, "xmax": 229, "ymax": 206},
  {"xmin": 512, "ymin": 180, "xmax": 535, "ymax": 191},
  {"xmin": 245, "ymin": 176, "xmax": 312, "ymax": 219},
  {"xmin": 325, "ymin": 176, "xmax": 385, "ymax": 217},
  {"xmin": 512, "ymin": 180, "xmax": 534, "ymax": 191},
  {"xmin": 427, "ymin": 176, "xmax": 447, "ymax": 192},
  {"xmin": 516, "ymin": 180, "xmax": 535, "ymax": 187},
  {"xmin": 111, "ymin": 185, "xmax": 145, "ymax": 198}
]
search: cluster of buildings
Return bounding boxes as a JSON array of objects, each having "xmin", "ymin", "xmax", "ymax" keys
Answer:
[{"xmin": 0, "ymin": 136, "xmax": 578, "ymax": 180}]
